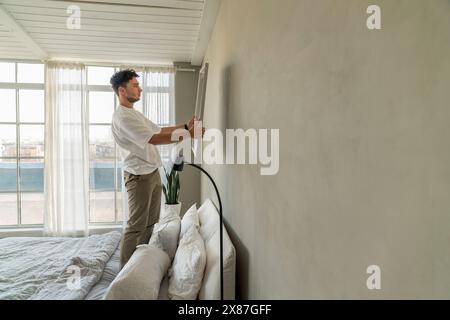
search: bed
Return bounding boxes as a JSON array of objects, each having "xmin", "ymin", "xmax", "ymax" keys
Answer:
[
  {"xmin": 0, "ymin": 230, "xmax": 121, "ymax": 300},
  {"xmin": 0, "ymin": 198, "xmax": 236, "ymax": 300}
]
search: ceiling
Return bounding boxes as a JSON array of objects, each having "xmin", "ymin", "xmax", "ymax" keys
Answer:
[{"xmin": 0, "ymin": 0, "xmax": 220, "ymax": 66}]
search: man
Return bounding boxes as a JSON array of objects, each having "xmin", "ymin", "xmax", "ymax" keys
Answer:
[{"xmin": 110, "ymin": 69, "xmax": 204, "ymax": 268}]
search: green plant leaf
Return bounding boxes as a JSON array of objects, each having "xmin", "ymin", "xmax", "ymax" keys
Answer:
[
  {"xmin": 175, "ymin": 172, "xmax": 180, "ymax": 203},
  {"xmin": 170, "ymin": 176, "xmax": 175, "ymax": 203},
  {"xmin": 162, "ymin": 185, "xmax": 168, "ymax": 204},
  {"xmin": 161, "ymin": 167, "xmax": 182, "ymax": 205}
]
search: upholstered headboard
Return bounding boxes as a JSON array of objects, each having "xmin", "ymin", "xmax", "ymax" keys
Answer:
[{"xmin": 197, "ymin": 199, "xmax": 236, "ymax": 300}]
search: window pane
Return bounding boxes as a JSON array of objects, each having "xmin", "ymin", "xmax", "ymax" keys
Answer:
[
  {"xmin": 116, "ymin": 164, "xmax": 123, "ymax": 191},
  {"xmin": 20, "ymin": 125, "xmax": 44, "ymax": 157},
  {"xmin": 116, "ymin": 163, "xmax": 124, "ymax": 222},
  {"xmin": 90, "ymin": 191, "xmax": 115, "ymax": 223},
  {"xmin": 0, "ymin": 193, "xmax": 17, "ymax": 226},
  {"xmin": 0, "ymin": 158, "xmax": 17, "ymax": 226},
  {"xmin": 20, "ymin": 159, "xmax": 44, "ymax": 192},
  {"xmin": 0, "ymin": 62, "xmax": 15, "ymax": 83},
  {"xmin": 17, "ymin": 63, "xmax": 44, "ymax": 84},
  {"xmin": 20, "ymin": 155, "xmax": 44, "ymax": 222},
  {"xmin": 0, "ymin": 159, "xmax": 17, "ymax": 192},
  {"xmin": 89, "ymin": 91, "xmax": 114, "ymax": 123},
  {"xmin": 88, "ymin": 66, "xmax": 115, "ymax": 85},
  {"xmin": 21, "ymin": 193, "xmax": 44, "ymax": 225},
  {"xmin": 116, "ymin": 190, "xmax": 123, "ymax": 222},
  {"xmin": 0, "ymin": 89, "xmax": 16, "ymax": 122},
  {"xmin": 0, "ymin": 125, "xmax": 16, "ymax": 157},
  {"xmin": 116, "ymin": 146, "xmax": 123, "ymax": 162},
  {"xmin": 89, "ymin": 125, "xmax": 114, "ymax": 160},
  {"xmin": 19, "ymin": 90, "xmax": 44, "ymax": 123},
  {"xmin": 90, "ymin": 160, "xmax": 114, "ymax": 190}
]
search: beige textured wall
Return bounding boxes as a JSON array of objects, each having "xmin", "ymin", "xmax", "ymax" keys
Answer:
[
  {"xmin": 174, "ymin": 62, "xmax": 201, "ymax": 215},
  {"xmin": 201, "ymin": 0, "xmax": 450, "ymax": 299}
]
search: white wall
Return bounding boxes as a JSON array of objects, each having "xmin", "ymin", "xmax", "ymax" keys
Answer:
[{"xmin": 201, "ymin": 0, "xmax": 450, "ymax": 299}]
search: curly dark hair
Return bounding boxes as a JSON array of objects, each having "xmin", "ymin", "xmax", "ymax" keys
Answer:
[{"xmin": 110, "ymin": 69, "xmax": 139, "ymax": 95}]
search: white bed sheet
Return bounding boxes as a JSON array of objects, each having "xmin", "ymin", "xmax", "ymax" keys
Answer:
[
  {"xmin": 85, "ymin": 243, "xmax": 120, "ymax": 300},
  {"xmin": 0, "ymin": 231, "xmax": 121, "ymax": 300}
]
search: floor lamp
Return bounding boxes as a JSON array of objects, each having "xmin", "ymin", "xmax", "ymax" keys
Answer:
[{"xmin": 172, "ymin": 155, "xmax": 224, "ymax": 300}]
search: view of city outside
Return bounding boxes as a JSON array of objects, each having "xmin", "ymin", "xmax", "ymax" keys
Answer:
[
  {"xmin": 88, "ymin": 83, "xmax": 119, "ymax": 224},
  {"xmin": 0, "ymin": 63, "xmax": 173, "ymax": 227},
  {"xmin": 0, "ymin": 62, "xmax": 45, "ymax": 227}
]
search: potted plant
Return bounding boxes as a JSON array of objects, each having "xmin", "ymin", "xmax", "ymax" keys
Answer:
[{"xmin": 162, "ymin": 167, "xmax": 182, "ymax": 218}]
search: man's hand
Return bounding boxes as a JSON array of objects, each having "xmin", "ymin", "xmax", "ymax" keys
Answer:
[
  {"xmin": 187, "ymin": 115, "xmax": 198, "ymax": 130},
  {"xmin": 186, "ymin": 115, "xmax": 204, "ymax": 138},
  {"xmin": 189, "ymin": 125, "xmax": 205, "ymax": 139}
]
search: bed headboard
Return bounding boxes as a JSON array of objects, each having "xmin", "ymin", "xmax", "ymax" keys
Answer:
[{"xmin": 197, "ymin": 199, "xmax": 236, "ymax": 300}]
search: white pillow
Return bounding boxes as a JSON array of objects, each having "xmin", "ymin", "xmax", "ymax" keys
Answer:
[
  {"xmin": 180, "ymin": 203, "xmax": 199, "ymax": 240},
  {"xmin": 198, "ymin": 198, "xmax": 236, "ymax": 300},
  {"xmin": 104, "ymin": 245, "xmax": 170, "ymax": 300},
  {"xmin": 168, "ymin": 226, "xmax": 206, "ymax": 300},
  {"xmin": 149, "ymin": 217, "xmax": 181, "ymax": 260}
]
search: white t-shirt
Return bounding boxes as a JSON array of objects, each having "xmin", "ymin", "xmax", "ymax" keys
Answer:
[{"xmin": 111, "ymin": 105, "xmax": 162, "ymax": 175}]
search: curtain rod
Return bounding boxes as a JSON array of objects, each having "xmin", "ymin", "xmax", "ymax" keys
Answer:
[
  {"xmin": 47, "ymin": 60, "xmax": 197, "ymax": 72},
  {"xmin": 44, "ymin": 58, "xmax": 175, "ymax": 69},
  {"xmin": 0, "ymin": 58, "xmax": 199, "ymax": 72},
  {"xmin": 175, "ymin": 68, "xmax": 197, "ymax": 72}
]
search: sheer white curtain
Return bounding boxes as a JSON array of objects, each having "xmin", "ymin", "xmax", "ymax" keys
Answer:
[
  {"xmin": 119, "ymin": 66, "xmax": 175, "ymax": 221},
  {"xmin": 44, "ymin": 62, "xmax": 89, "ymax": 237},
  {"xmin": 141, "ymin": 67, "xmax": 175, "ymax": 166}
]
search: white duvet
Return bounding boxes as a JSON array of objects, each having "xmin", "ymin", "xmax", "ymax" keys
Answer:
[{"xmin": 0, "ymin": 231, "xmax": 121, "ymax": 300}]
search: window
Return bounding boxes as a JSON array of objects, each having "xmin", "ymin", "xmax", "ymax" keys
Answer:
[
  {"xmin": 0, "ymin": 63, "xmax": 175, "ymax": 229},
  {"xmin": 87, "ymin": 66, "xmax": 119, "ymax": 224},
  {"xmin": 0, "ymin": 61, "xmax": 45, "ymax": 227}
]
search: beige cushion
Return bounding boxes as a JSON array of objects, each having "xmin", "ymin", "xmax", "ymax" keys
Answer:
[
  {"xmin": 157, "ymin": 276, "xmax": 170, "ymax": 300},
  {"xmin": 104, "ymin": 245, "xmax": 170, "ymax": 300},
  {"xmin": 168, "ymin": 225, "xmax": 206, "ymax": 300},
  {"xmin": 198, "ymin": 199, "xmax": 236, "ymax": 300}
]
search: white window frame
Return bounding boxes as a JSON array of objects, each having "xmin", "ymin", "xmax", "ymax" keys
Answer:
[
  {"xmin": 0, "ymin": 59, "xmax": 45, "ymax": 229},
  {"xmin": 86, "ymin": 66, "xmax": 122, "ymax": 226}
]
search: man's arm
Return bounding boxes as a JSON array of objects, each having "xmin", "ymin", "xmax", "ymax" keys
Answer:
[
  {"xmin": 149, "ymin": 125, "xmax": 205, "ymax": 146},
  {"xmin": 149, "ymin": 115, "xmax": 201, "ymax": 145},
  {"xmin": 148, "ymin": 131, "xmax": 185, "ymax": 145},
  {"xmin": 160, "ymin": 115, "xmax": 198, "ymax": 135},
  {"xmin": 148, "ymin": 124, "xmax": 188, "ymax": 145}
]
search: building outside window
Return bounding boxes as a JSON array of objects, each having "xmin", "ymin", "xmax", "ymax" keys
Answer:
[{"xmin": 0, "ymin": 61, "xmax": 45, "ymax": 227}]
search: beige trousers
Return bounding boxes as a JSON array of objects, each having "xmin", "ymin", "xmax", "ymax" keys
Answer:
[{"xmin": 120, "ymin": 169, "xmax": 162, "ymax": 269}]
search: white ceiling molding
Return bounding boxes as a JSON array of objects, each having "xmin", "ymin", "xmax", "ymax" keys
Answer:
[
  {"xmin": 191, "ymin": 0, "xmax": 221, "ymax": 66},
  {"xmin": 56, "ymin": 0, "xmax": 204, "ymax": 10},
  {"xmin": 0, "ymin": 4, "xmax": 48, "ymax": 59}
]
